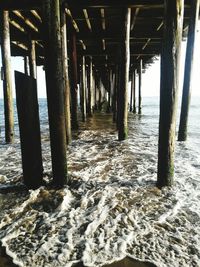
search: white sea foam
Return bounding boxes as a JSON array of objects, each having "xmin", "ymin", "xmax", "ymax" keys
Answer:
[{"xmin": 0, "ymin": 98, "xmax": 200, "ymax": 266}]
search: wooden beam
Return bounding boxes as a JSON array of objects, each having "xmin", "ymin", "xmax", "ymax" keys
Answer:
[
  {"xmin": 0, "ymin": 11, "xmax": 15, "ymax": 143},
  {"xmin": 67, "ymin": 0, "xmax": 164, "ymax": 8},
  {"xmin": 157, "ymin": 0, "xmax": 184, "ymax": 188},
  {"xmin": 178, "ymin": 0, "xmax": 200, "ymax": 141},
  {"xmin": 77, "ymin": 30, "xmax": 163, "ymax": 40},
  {"xmin": 77, "ymin": 48, "xmax": 160, "ymax": 56},
  {"xmin": 0, "ymin": 0, "xmax": 41, "ymax": 10}
]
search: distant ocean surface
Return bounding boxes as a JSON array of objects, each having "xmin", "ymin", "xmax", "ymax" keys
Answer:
[
  {"xmin": 0, "ymin": 96, "xmax": 200, "ymax": 267},
  {"xmin": 0, "ymin": 96, "xmax": 200, "ymax": 139}
]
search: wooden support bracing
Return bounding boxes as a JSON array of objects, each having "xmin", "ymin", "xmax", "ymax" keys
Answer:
[
  {"xmin": 178, "ymin": 0, "xmax": 200, "ymax": 141},
  {"xmin": 0, "ymin": 11, "xmax": 14, "ymax": 143},
  {"xmin": 157, "ymin": 0, "xmax": 184, "ymax": 188},
  {"xmin": 69, "ymin": 27, "xmax": 79, "ymax": 129},
  {"xmin": 118, "ymin": 8, "xmax": 131, "ymax": 141},
  {"xmin": 42, "ymin": 0, "xmax": 68, "ymax": 187},
  {"xmin": 81, "ymin": 56, "xmax": 87, "ymax": 122},
  {"xmin": 15, "ymin": 71, "xmax": 43, "ymax": 189},
  {"xmin": 138, "ymin": 59, "xmax": 142, "ymax": 114},
  {"xmin": 61, "ymin": 7, "xmax": 72, "ymax": 144}
]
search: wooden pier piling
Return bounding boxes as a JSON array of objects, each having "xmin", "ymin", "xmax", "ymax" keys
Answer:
[
  {"xmin": 178, "ymin": 0, "xmax": 200, "ymax": 141},
  {"xmin": 132, "ymin": 69, "xmax": 136, "ymax": 113},
  {"xmin": 87, "ymin": 57, "xmax": 93, "ymax": 117},
  {"xmin": 15, "ymin": 71, "xmax": 43, "ymax": 189},
  {"xmin": 69, "ymin": 27, "xmax": 79, "ymax": 130},
  {"xmin": 0, "ymin": 11, "xmax": 14, "ymax": 143},
  {"xmin": 157, "ymin": 0, "xmax": 184, "ymax": 188},
  {"xmin": 129, "ymin": 71, "xmax": 133, "ymax": 112},
  {"xmin": 61, "ymin": 7, "xmax": 72, "ymax": 144},
  {"xmin": 112, "ymin": 69, "xmax": 117, "ymax": 123},
  {"xmin": 81, "ymin": 56, "xmax": 87, "ymax": 122},
  {"xmin": 118, "ymin": 8, "xmax": 131, "ymax": 141},
  {"xmin": 43, "ymin": 0, "xmax": 68, "ymax": 187},
  {"xmin": 138, "ymin": 59, "xmax": 142, "ymax": 114},
  {"xmin": 28, "ymin": 39, "xmax": 37, "ymax": 79},
  {"xmin": 24, "ymin": 56, "xmax": 29, "ymax": 76}
]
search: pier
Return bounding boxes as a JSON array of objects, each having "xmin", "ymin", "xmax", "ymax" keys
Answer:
[{"xmin": 0, "ymin": 1, "xmax": 200, "ymax": 266}]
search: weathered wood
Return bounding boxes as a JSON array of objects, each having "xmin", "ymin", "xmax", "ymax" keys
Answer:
[
  {"xmin": 66, "ymin": 0, "xmax": 164, "ymax": 8},
  {"xmin": 87, "ymin": 57, "xmax": 93, "ymax": 117},
  {"xmin": 178, "ymin": 0, "xmax": 200, "ymax": 141},
  {"xmin": 118, "ymin": 8, "xmax": 131, "ymax": 140},
  {"xmin": 68, "ymin": 27, "xmax": 79, "ymax": 129},
  {"xmin": 81, "ymin": 56, "xmax": 87, "ymax": 122},
  {"xmin": 94, "ymin": 73, "xmax": 98, "ymax": 111},
  {"xmin": 15, "ymin": 71, "xmax": 43, "ymax": 189},
  {"xmin": 132, "ymin": 69, "xmax": 136, "ymax": 113},
  {"xmin": 106, "ymin": 70, "xmax": 112, "ymax": 113},
  {"xmin": 0, "ymin": 0, "xmax": 41, "ymax": 10},
  {"xmin": 42, "ymin": 0, "xmax": 68, "ymax": 187},
  {"xmin": 157, "ymin": 0, "xmax": 184, "ymax": 188},
  {"xmin": 24, "ymin": 56, "xmax": 29, "ymax": 76},
  {"xmin": 28, "ymin": 39, "xmax": 37, "ymax": 79},
  {"xmin": 129, "ymin": 72, "xmax": 133, "ymax": 112},
  {"xmin": 98, "ymin": 78, "xmax": 102, "ymax": 111},
  {"xmin": 112, "ymin": 70, "xmax": 117, "ymax": 122},
  {"xmin": 0, "ymin": 11, "xmax": 14, "ymax": 143},
  {"xmin": 138, "ymin": 59, "xmax": 142, "ymax": 114},
  {"xmin": 116, "ymin": 62, "xmax": 121, "ymax": 129},
  {"xmin": 0, "ymin": 0, "xmax": 165, "ymax": 10},
  {"xmin": 61, "ymin": 7, "xmax": 72, "ymax": 144}
]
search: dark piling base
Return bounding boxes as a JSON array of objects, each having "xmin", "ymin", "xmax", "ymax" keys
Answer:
[
  {"xmin": 0, "ymin": 246, "xmax": 18, "ymax": 267},
  {"xmin": 73, "ymin": 257, "xmax": 157, "ymax": 267}
]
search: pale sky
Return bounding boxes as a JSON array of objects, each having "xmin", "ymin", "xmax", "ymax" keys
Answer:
[{"xmin": 0, "ymin": 28, "xmax": 200, "ymax": 99}]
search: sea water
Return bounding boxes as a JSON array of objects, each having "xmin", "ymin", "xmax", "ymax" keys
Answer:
[{"xmin": 0, "ymin": 97, "xmax": 200, "ymax": 267}]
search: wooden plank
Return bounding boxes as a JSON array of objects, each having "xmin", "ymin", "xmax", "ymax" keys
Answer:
[
  {"xmin": 157, "ymin": 0, "xmax": 184, "ymax": 188},
  {"xmin": 15, "ymin": 71, "xmax": 43, "ymax": 189},
  {"xmin": 178, "ymin": 0, "xmax": 200, "ymax": 141}
]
